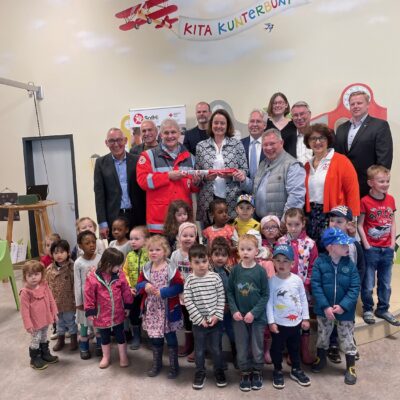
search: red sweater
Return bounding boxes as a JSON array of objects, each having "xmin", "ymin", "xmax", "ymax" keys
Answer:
[{"xmin": 305, "ymin": 152, "xmax": 360, "ymax": 216}]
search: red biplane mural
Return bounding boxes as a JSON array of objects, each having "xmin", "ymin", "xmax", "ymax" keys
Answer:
[{"xmin": 115, "ymin": 0, "xmax": 178, "ymax": 31}]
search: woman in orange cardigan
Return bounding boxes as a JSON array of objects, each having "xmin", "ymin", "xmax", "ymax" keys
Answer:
[{"xmin": 304, "ymin": 123, "xmax": 360, "ymax": 247}]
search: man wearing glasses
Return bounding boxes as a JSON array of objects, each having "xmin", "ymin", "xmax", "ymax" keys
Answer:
[
  {"xmin": 94, "ymin": 127, "xmax": 145, "ymax": 239},
  {"xmin": 290, "ymin": 101, "xmax": 313, "ymax": 165},
  {"xmin": 236, "ymin": 128, "xmax": 305, "ymax": 220}
]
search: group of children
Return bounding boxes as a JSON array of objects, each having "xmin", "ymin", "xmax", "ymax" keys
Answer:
[{"xmin": 19, "ymin": 164, "xmax": 398, "ymax": 391}]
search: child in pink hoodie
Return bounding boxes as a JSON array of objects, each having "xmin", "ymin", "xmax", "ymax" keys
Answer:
[{"xmin": 20, "ymin": 260, "xmax": 58, "ymax": 370}]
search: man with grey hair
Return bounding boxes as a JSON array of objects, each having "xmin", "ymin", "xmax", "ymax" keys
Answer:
[
  {"xmin": 335, "ymin": 91, "xmax": 393, "ymax": 197},
  {"xmin": 241, "ymin": 109, "xmax": 267, "ymax": 179},
  {"xmin": 290, "ymin": 101, "xmax": 313, "ymax": 165},
  {"xmin": 130, "ymin": 120, "xmax": 159, "ymax": 155},
  {"xmin": 236, "ymin": 128, "xmax": 306, "ymax": 219},
  {"xmin": 94, "ymin": 127, "xmax": 146, "ymax": 239}
]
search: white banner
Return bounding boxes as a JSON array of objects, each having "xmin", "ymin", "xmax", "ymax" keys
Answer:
[
  {"xmin": 129, "ymin": 105, "xmax": 186, "ymax": 128},
  {"xmin": 178, "ymin": 0, "xmax": 310, "ymax": 41}
]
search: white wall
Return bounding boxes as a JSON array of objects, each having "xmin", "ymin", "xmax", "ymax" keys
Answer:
[{"xmin": 0, "ymin": 0, "xmax": 398, "ymax": 245}]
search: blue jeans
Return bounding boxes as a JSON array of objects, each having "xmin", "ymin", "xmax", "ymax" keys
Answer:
[
  {"xmin": 57, "ymin": 311, "xmax": 77, "ymax": 335},
  {"xmin": 193, "ymin": 322, "xmax": 223, "ymax": 373},
  {"xmin": 361, "ymin": 247, "xmax": 394, "ymax": 313}
]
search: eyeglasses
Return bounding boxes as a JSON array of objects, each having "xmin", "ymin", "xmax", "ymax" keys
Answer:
[
  {"xmin": 309, "ymin": 136, "xmax": 327, "ymax": 143},
  {"xmin": 262, "ymin": 226, "xmax": 278, "ymax": 231},
  {"xmin": 107, "ymin": 138, "xmax": 125, "ymax": 145},
  {"xmin": 292, "ymin": 111, "xmax": 309, "ymax": 119}
]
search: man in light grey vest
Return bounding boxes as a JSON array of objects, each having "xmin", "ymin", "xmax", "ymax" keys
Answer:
[{"xmin": 237, "ymin": 128, "xmax": 306, "ymax": 219}]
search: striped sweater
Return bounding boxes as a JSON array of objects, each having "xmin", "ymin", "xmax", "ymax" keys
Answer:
[{"xmin": 184, "ymin": 271, "xmax": 225, "ymax": 326}]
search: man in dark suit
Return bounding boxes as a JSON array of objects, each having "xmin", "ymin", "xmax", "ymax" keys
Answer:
[
  {"xmin": 290, "ymin": 101, "xmax": 313, "ymax": 165},
  {"xmin": 94, "ymin": 127, "xmax": 146, "ymax": 239},
  {"xmin": 241, "ymin": 109, "xmax": 266, "ymax": 179},
  {"xmin": 335, "ymin": 91, "xmax": 393, "ymax": 198},
  {"xmin": 183, "ymin": 101, "xmax": 211, "ymax": 155}
]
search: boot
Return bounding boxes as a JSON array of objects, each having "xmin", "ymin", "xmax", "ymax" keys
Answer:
[
  {"xmin": 29, "ymin": 348, "xmax": 48, "ymax": 370},
  {"xmin": 118, "ymin": 343, "xmax": 129, "ymax": 367},
  {"xmin": 39, "ymin": 341, "xmax": 59, "ymax": 364},
  {"xmin": 69, "ymin": 333, "xmax": 78, "ymax": 351},
  {"xmin": 311, "ymin": 348, "xmax": 327, "ymax": 373},
  {"xmin": 167, "ymin": 346, "xmax": 179, "ymax": 379},
  {"xmin": 99, "ymin": 344, "xmax": 111, "ymax": 369},
  {"xmin": 264, "ymin": 337, "xmax": 272, "ymax": 364},
  {"xmin": 95, "ymin": 336, "xmax": 102, "ymax": 357},
  {"xmin": 148, "ymin": 344, "xmax": 163, "ymax": 377},
  {"xmin": 231, "ymin": 341, "xmax": 238, "ymax": 369},
  {"xmin": 187, "ymin": 350, "xmax": 195, "ymax": 363},
  {"xmin": 130, "ymin": 325, "xmax": 141, "ymax": 350},
  {"xmin": 79, "ymin": 338, "xmax": 91, "ymax": 360},
  {"xmin": 178, "ymin": 331, "xmax": 194, "ymax": 357},
  {"xmin": 300, "ymin": 331, "xmax": 314, "ymax": 365},
  {"xmin": 344, "ymin": 354, "xmax": 357, "ymax": 385},
  {"xmin": 53, "ymin": 335, "xmax": 65, "ymax": 352}
]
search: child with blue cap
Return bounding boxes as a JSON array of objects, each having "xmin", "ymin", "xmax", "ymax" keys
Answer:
[
  {"xmin": 311, "ymin": 227, "xmax": 360, "ymax": 385},
  {"xmin": 267, "ymin": 243, "xmax": 311, "ymax": 390}
]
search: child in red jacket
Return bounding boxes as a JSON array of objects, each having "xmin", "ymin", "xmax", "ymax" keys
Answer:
[
  {"xmin": 20, "ymin": 261, "xmax": 58, "ymax": 370},
  {"xmin": 85, "ymin": 248, "xmax": 133, "ymax": 369}
]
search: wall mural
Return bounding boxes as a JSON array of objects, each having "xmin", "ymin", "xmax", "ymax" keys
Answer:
[{"xmin": 115, "ymin": 0, "xmax": 310, "ymax": 40}]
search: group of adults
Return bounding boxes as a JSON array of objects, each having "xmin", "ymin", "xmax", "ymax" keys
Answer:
[{"xmin": 93, "ymin": 91, "xmax": 393, "ymax": 245}]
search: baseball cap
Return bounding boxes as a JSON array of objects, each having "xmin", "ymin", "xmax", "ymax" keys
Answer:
[
  {"xmin": 273, "ymin": 243, "xmax": 294, "ymax": 261},
  {"xmin": 236, "ymin": 194, "xmax": 254, "ymax": 207},
  {"xmin": 329, "ymin": 205, "xmax": 353, "ymax": 221},
  {"xmin": 321, "ymin": 227, "xmax": 355, "ymax": 247}
]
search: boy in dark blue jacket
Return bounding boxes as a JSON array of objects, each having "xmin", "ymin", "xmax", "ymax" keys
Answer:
[{"xmin": 311, "ymin": 227, "xmax": 360, "ymax": 385}]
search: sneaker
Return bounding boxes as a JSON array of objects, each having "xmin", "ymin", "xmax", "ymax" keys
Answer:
[
  {"xmin": 239, "ymin": 372, "xmax": 251, "ymax": 392},
  {"xmin": 355, "ymin": 351, "xmax": 360, "ymax": 361},
  {"xmin": 363, "ymin": 311, "xmax": 375, "ymax": 325},
  {"xmin": 272, "ymin": 370, "xmax": 285, "ymax": 389},
  {"xmin": 215, "ymin": 369, "xmax": 227, "ymax": 388},
  {"xmin": 251, "ymin": 370, "xmax": 263, "ymax": 390},
  {"xmin": 344, "ymin": 367, "xmax": 357, "ymax": 385},
  {"xmin": 327, "ymin": 346, "xmax": 342, "ymax": 363},
  {"xmin": 374, "ymin": 310, "xmax": 400, "ymax": 326},
  {"xmin": 50, "ymin": 332, "xmax": 58, "ymax": 340},
  {"xmin": 290, "ymin": 368, "xmax": 311, "ymax": 387},
  {"xmin": 193, "ymin": 371, "xmax": 206, "ymax": 390}
]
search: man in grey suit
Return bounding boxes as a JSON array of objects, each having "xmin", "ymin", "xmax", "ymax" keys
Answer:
[
  {"xmin": 335, "ymin": 91, "xmax": 393, "ymax": 198},
  {"xmin": 94, "ymin": 127, "xmax": 145, "ymax": 239}
]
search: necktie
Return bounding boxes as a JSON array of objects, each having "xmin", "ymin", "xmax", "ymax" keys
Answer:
[{"xmin": 250, "ymin": 140, "xmax": 258, "ymax": 179}]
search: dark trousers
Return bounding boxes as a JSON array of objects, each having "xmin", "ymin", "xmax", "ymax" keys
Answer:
[
  {"xmin": 270, "ymin": 323, "xmax": 301, "ymax": 370},
  {"xmin": 181, "ymin": 306, "xmax": 192, "ymax": 331},
  {"xmin": 129, "ymin": 294, "xmax": 142, "ymax": 326},
  {"xmin": 150, "ymin": 331, "xmax": 178, "ymax": 347},
  {"xmin": 99, "ymin": 322, "xmax": 126, "ymax": 345},
  {"xmin": 193, "ymin": 322, "xmax": 223, "ymax": 373}
]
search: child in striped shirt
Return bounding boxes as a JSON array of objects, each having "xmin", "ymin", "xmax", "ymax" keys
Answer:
[{"xmin": 184, "ymin": 244, "xmax": 226, "ymax": 390}]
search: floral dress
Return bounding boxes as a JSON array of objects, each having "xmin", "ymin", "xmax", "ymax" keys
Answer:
[{"xmin": 142, "ymin": 264, "xmax": 183, "ymax": 338}]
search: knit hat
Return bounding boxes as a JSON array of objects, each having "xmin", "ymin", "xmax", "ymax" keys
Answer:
[
  {"xmin": 177, "ymin": 222, "xmax": 198, "ymax": 241},
  {"xmin": 329, "ymin": 205, "xmax": 353, "ymax": 221},
  {"xmin": 260, "ymin": 215, "xmax": 281, "ymax": 230},
  {"xmin": 321, "ymin": 227, "xmax": 355, "ymax": 247}
]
